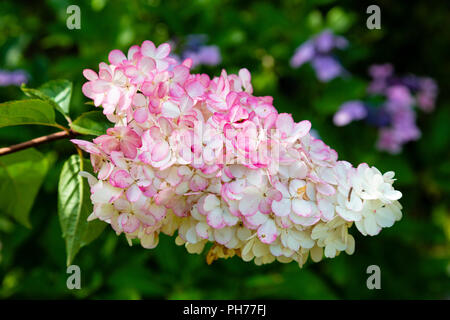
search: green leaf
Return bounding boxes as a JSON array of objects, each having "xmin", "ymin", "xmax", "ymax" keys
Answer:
[
  {"xmin": 70, "ymin": 111, "xmax": 112, "ymax": 136},
  {"xmin": 0, "ymin": 99, "xmax": 58, "ymax": 128},
  {"xmin": 0, "ymin": 149, "xmax": 49, "ymax": 227},
  {"xmin": 22, "ymin": 80, "xmax": 73, "ymax": 116},
  {"xmin": 58, "ymin": 155, "xmax": 106, "ymax": 266}
]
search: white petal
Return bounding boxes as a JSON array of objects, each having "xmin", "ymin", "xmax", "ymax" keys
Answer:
[
  {"xmin": 292, "ymin": 199, "xmax": 312, "ymax": 217},
  {"xmin": 203, "ymin": 194, "xmax": 220, "ymax": 211},
  {"xmin": 214, "ymin": 227, "xmax": 233, "ymax": 245},
  {"xmin": 272, "ymin": 198, "xmax": 291, "ymax": 217},
  {"xmin": 364, "ymin": 214, "xmax": 381, "ymax": 236}
]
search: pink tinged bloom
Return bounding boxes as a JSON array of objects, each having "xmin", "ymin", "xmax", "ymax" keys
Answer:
[
  {"xmin": 149, "ymin": 203, "xmax": 166, "ymax": 221},
  {"xmin": 71, "ymin": 139, "xmax": 102, "ymax": 155},
  {"xmin": 108, "ymin": 49, "xmax": 127, "ymax": 66},
  {"xmin": 141, "ymin": 40, "xmax": 171, "ymax": 71},
  {"xmin": 276, "ymin": 113, "xmax": 311, "ymax": 142},
  {"xmin": 189, "ymin": 174, "xmax": 208, "ymax": 191},
  {"xmin": 239, "ymin": 184, "xmax": 281, "ymax": 217},
  {"xmin": 97, "ymin": 126, "xmax": 142, "ymax": 159},
  {"xmin": 206, "ymin": 208, "xmax": 225, "ymax": 229},
  {"xmin": 140, "ymin": 121, "xmax": 174, "ymax": 169},
  {"xmin": 195, "ymin": 222, "xmax": 210, "ymax": 239},
  {"xmin": 238, "ymin": 68, "xmax": 253, "ymax": 93},
  {"xmin": 132, "ymin": 93, "xmax": 149, "ymax": 123},
  {"xmin": 110, "ymin": 170, "xmax": 133, "ymax": 188},
  {"xmin": 185, "ymin": 79, "xmax": 206, "ymax": 99},
  {"xmin": 117, "ymin": 213, "xmax": 140, "ymax": 233},
  {"xmin": 257, "ymin": 219, "xmax": 278, "ymax": 244},
  {"xmin": 124, "ymin": 57, "xmax": 156, "ymax": 85},
  {"xmin": 83, "ymin": 69, "xmax": 98, "ymax": 81}
]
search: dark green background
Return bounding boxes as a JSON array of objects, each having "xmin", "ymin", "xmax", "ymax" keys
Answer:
[{"xmin": 0, "ymin": 0, "xmax": 449, "ymax": 299}]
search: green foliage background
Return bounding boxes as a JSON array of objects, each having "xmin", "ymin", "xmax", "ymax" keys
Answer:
[{"xmin": 0, "ymin": 0, "xmax": 449, "ymax": 299}]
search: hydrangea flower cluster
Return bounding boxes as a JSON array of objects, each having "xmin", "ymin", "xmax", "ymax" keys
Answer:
[
  {"xmin": 334, "ymin": 64, "xmax": 438, "ymax": 154},
  {"xmin": 73, "ymin": 41, "xmax": 403, "ymax": 267},
  {"xmin": 290, "ymin": 30, "xmax": 348, "ymax": 82}
]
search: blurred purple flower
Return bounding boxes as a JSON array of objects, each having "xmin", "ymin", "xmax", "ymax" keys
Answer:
[
  {"xmin": 315, "ymin": 30, "xmax": 348, "ymax": 53},
  {"xmin": 377, "ymin": 128, "xmax": 403, "ymax": 154},
  {"xmin": 0, "ymin": 69, "xmax": 28, "ymax": 86},
  {"xmin": 312, "ymin": 56, "xmax": 344, "ymax": 82},
  {"xmin": 333, "ymin": 100, "xmax": 368, "ymax": 126},
  {"xmin": 290, "ymin": 41, "xmax": 315, "ymax": 68},
  {"xmin": 333, "ymin": 63, "xmax": 437, "ymax": 154},
  {"xmin": 386, "ymin": 85, "xmax": 414, "ymax": 109},
  {"xmin": 291, "ymin": 29, "xmax": 348, "ymax": 82},
  {"xmin": 184, "ymin": 45, "xmax": 221, "ymax": 68},
  {"xmin": 179, "ymin": 34, "xmax": 221, "ymax": 68},
  {"xmin": 416, "ymin": 77, "xmax": 438, "ymax": 112}
]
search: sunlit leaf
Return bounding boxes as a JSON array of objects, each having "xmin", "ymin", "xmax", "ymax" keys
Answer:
[
  {"xmin": 58, "ymin": 155, "xmax": 106, "ymax": 266},
  {"xmin": 22, "ymin": 80, "xmax": 73, "ymax": 116}
]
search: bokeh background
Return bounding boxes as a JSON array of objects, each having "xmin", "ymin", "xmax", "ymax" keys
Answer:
[{"xmin": 0, "ymin": 0, "xmax": 449, "ymax": 299}]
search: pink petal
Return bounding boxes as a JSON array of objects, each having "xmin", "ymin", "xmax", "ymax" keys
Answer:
[
  {"xmin": 133, "ymin": 108, "xmax": 148, "ymax": 123},
  {"xmin": 108, "ymin": 49, "xmax": 127, "ymax": 65},
  {"xmin": 150, "ymin": 203, "xmax": 166, "ymax": 221},
  {"xmin": 126, "ymin": 184, "xmax": 141, "ymax": 202},
  {"xmin": 139, "ymin": 57, "xmax": 156, "ymax": 74},
  {"xmin": 276, "ymin": 113, "xmax": 294, "ymax": 137},
  {"xmin": 195, "ymin": 222, "xmax": 209, "ymax": 239},
  {"xmin": 207, "ymin": 208, "xmax": 224, "ymax": 228},
  {"xmin": 120, "ymin": 141, "xmax": 137, "ymax": 159},
  {"xmin": 120, "ymin": 214, "xmax": 140, "ymax": 233},
  {"xmin": 110, "ymin": 170, "xmax": 133, "ymax": 188},
  {"xmin": 141, "ymin": 40, "xmax": 156, "ymax": 57},
  {"xmin": 186, "ymin": 80, "xmax": 205, "ymax": 98},
  {"xmin": 258, "ymin": 219, "xmax": 278, "ymax": 244},
  {"xmin": 123, "ymin": 128, "xmax": 142, "ymax": 147},
  {"xmin": 83, "ymin": 69, "xmax": 98, "ymax": 81},
  {"xmin": 155, "ymin": 43, "xmax": 171, "ymax": 59},
  {"xmin": 151, "ymin": 141, "xmax": 169, "ymax": 162},
  {"xmin": 293, "ymin": 120, "xmax": 311, "ymax": 139}
]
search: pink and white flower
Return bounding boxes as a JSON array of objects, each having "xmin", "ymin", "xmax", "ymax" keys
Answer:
[{"xmin": 76, "ymin": 40, "xmax": 404, "ymax": 269}]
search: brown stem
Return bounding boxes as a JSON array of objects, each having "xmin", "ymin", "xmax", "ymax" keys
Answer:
[{"xmin": 0, "ymin": 130, "xmax": 80, "ymax": 156}]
